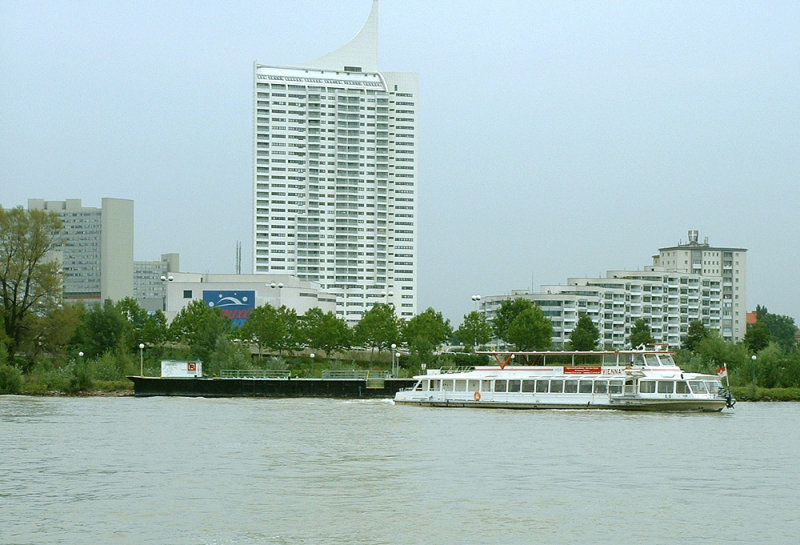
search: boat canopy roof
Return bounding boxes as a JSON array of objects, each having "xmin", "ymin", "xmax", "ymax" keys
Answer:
[{"xmin": 475, "ymin": 349, "xmax": 678, "ymax": 368}]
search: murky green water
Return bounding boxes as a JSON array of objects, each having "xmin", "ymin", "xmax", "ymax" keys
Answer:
[{"xmin": 1, "ymin": 396, "xmax": 797, "ymax": 544}]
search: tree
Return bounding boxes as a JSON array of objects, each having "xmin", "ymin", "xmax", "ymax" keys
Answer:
[
  {"xmin": 569, "ymin": 315, "xmax": 599, "ymax": 351},
  {"xmin": 404, "ymin": 307, "xmax": 453, "ymax": 359},
  {"xmin": 744, "ymin": 321, "xmax": 770, "ymax": 353},
  {"xmin": 755, "ymin": 305, "xmax": 798, "ymax": 351},
  {"xmin": 455, "ymin": 311, "xmax": 492, "ymax": 352},
  {"xmin": 77, "ymin": 301, "xmax": 132, "ymax": 358},
  {"xmin": 240, "ymin": 304, "xmax": 282, "ymax": 356},
  {"xmin": 683, "ymin": 320, "xmax": 707, "ymax": 352},
  {"xmin": 354, "ymin": 303, "xmax": 402, "ymax": 354},
  {"xmin": 0, "ymin": 207, "xmax": 63, "ymax": 368},
  {"xmin": 492, "ymin": 298, "xmax": 534, "ymax": 344},
  {"xmin": 302, "ymin": 307, "xmax": 351, "ymax": 356},
  {"xmin": 628, "ymin": 318, "xmax": 655, "ymax": 348},
  {"xmin": 169, "ymin": 299, "xmax": 232, "ymax": 363},
  {"xmin": 240, "ymin": 303, "xmax": 302, "ymax": 355},
  {"xmin": 506, "ymin": 306, "xmax": 552, "ymax": 351}
]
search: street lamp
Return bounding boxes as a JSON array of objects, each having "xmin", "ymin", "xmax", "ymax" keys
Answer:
[
  {"xmin": 160, "ymin": 274, "xmax": 174, "ymax": 311},
  {"xmin": 267, "ymin": 282, "xmax": 284, "ymax": 306},
  {"xmin": 310, "ymin": 353, "xmax": 315, "ymax": 377},
  {"xmin": 752, "ymin": 354, "xmax": 757, "ymax": 386},
  {"xmin": 391, "ymin": 343, "xmax": 397, "ymax": 377},
  {"xmin": 139, "ymin": 343, "xmax": 145, "ymax": 376},
  {"xmin": 471, "ymin": 295, "xmax": 482, "ymax": 311}
]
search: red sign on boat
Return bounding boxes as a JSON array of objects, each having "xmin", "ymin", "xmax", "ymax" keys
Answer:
[{"xmin": 564, "ymin": 366, "xmax": 602, "ymax": 374}]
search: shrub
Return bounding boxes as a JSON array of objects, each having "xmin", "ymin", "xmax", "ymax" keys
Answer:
[{"xmin": 0, "ymin": 364, "xmax": 23, "ymax": 394}]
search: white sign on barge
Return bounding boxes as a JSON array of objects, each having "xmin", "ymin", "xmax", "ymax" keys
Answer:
[
  {"xmin": 394, "ymin": 349, "xmax": 735, "ymax": 412},
  {"xmin": 161, "ymin": 360, "xmax": 202, "ymax": 378}
]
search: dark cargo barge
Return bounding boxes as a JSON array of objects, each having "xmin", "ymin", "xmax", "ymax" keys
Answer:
[{"xmin": 128, "ymin": 376, "xmax": 415, "ymax": 398}]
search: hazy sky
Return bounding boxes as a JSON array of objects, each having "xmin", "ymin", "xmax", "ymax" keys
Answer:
[{"xmin": 2, "ymin": 1, "xmax": 799, "ymax": 324}]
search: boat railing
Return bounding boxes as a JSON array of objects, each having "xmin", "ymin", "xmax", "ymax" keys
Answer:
[
  {"xmin": 321, "ymin": 369, "xmax": 377, "ymax": 380},
  {"xmin": 220, "ymin": 369, "xmax": 290, "ymax": 379},
  {"xmin": 435, "ymin": 366, "xmax": 474, "ymax": 375}
]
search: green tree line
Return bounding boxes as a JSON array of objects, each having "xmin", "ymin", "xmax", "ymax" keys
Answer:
[{"xmin": 1, "ymin": 207, "xmax": 798, "ymax": 395}]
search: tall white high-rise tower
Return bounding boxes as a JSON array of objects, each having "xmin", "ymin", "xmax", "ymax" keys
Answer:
[{"xmin": 253, "ymin": 1, "xmax": 418, "ymax": 322}]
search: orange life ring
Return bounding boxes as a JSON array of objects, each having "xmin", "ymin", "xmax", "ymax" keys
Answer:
[{"xmin": 474, "ymin": 391, "xmax": 481, "ymax": 401}]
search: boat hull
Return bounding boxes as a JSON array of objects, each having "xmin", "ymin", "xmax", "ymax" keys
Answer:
[{"xmin": 393, "ymin": 397, "xmax": 727, "ymax": 412}]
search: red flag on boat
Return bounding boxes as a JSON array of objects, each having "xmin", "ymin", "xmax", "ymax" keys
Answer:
[{"xmin": 716, "ymin": 365, "xmax": 728, "ymax": 377}]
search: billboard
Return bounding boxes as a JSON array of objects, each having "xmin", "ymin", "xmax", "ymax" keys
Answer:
[{"xmin": 203, "ymin": 290, "xmax": 255, "ymax": 327}]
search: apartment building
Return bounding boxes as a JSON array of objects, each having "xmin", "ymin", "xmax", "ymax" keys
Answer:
[{"xmin": 252, "ymin": 1, "xmax": 418, "ymax": 323}]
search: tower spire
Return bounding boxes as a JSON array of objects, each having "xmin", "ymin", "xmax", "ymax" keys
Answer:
[{"xmin": 295, "ymin": 0, "xmax": 379, "ymax": 72}]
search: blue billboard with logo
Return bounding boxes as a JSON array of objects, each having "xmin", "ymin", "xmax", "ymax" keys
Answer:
[{"xmin": 203, "ymin": 290, "xmax": 255, "ymax": 327}]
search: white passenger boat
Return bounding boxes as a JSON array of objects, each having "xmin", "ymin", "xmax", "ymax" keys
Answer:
[{"xmin": 394, "ymin": 349, "xmax": 735, "ymax": 412}]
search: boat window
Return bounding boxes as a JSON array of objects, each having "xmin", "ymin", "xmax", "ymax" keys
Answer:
[
  {"xmin": 455, "ymin": 379, "xmax": 467, "ymax": 392},
  {"xmin": 657, "ymin": 381, "xmax": 674, "ymax": 394},
  {"xmin": 565, "ymin": 380, "xmax": 578, "ymax": 393},
  {"xmin": 429, "ymin": 379, "xmax": 440, "ymax": 391},
  {"xmin": 521, "ymin": 380, "xmax": 535, "ymax": 393},
  {"xmin": 535, "ymin": 380, "xmax": 549, "ymax": 393},
  {"xmin": 579, "ymin": 380, "xmax": 593, "ymax": 393},
  {"xmin": 645, "ymin": 354, "xmax": 660, "ymax": 367},
  {"xmin": 481, "ymin": 379, "xmax": 493, "ymax": 392},
  {"xmin": 689, "ymin": 381, "xmax": 707, "ymax": 394},
  {"xmin": 639, "ymin": 381, "xmax": 656, "ymax": 393},
  {"xmin": 550, "ymin": 380, "xmax": 564, "ymax": 393},
  {"xmin": 660, "ymin": 355, "xmax": 676, "ymax": 366},
  {"xmin": 468, "ymin": 379, "xmax": 480, "ymax": 392},
  {"xmin": 609, "ymin": 381, "xmax": 623, "ymax": 394},
  {"xmin": 495, "ymin": 380, "xmax": 508, "ymax": 393},
  {"xmin": 675, "ymin": 381, "xmax": 690, "ymax": 394},
  {"xmin": 443, "ymin": 380, "xmax": 454, "ymax": 392},
  {"xmin": 508, "ymin": 380, "xmax": 521, "ymax": 393},
  {"xmin": 705, "ymin": 380, "xmax": 721, "ymax": 393},
  {"xmin": 414, "ymin": 381, "xmax": 423, "ymax": 391},
  {"xmin": 594, "ymin": 381, "xmax": 608, "ymax": 394}
]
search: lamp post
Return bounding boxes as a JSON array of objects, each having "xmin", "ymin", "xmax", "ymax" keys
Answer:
[
  {"xmin": 160, "ymin": 274, "xmax": 174, "ymax": 311},
  {"xmin": 267, "ymin": 282, "xmax": 284, "ymax": 306},
  {"xmin": 139, "ymin": 343, "xmax": 145, "ymax": 376},
  {"xmin": 751, "ymin": 354, "xmax": 757, "ymax": 386},
  {"xmin": 310, "ymin": 353, "xmax": 315, "ymax": 378},
  {"xmin": 391, "ymin": 343, "xmax": 397, "ymax": 377},
  {"xmin": 471, "ymin": 294, "xmax": 481, "ymax": 311}
]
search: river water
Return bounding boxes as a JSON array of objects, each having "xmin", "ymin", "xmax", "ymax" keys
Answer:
[{"xmin": 1, "ymin": 396, "xmax": 797, "ymax": 545}]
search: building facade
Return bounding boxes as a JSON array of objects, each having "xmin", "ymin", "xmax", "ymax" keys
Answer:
[
  {"xmin": 478, "ymin": 232, "xmax": 746, "ymax": 348},
  {"xmin": 28, "ymin": 198, "xmax": 134, "ymax": 303},
  {"xmin": 162, "ymin": 273, "xmax": 337, "ymax": 325},
  {"xmin": 253, "ymin": 1, "xmax": 418, "ymax": 323},
  {"xmin": 651, "ymin": 230, "xmax": 747, "ymax": 341},
  {"xmin": 134, "ymin": 253, "xmax": 180, "ymax": 312}
]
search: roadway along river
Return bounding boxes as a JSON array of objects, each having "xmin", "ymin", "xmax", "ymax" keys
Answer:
[{"xmin": 1, "ymin": 396, "xmax": 797, "ymax": 544}]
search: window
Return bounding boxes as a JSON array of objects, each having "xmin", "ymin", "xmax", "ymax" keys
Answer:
[
  {"xmin": 594, "ymin": 381, "xmax": 608, "ymax": 394},
  {"xmin": 481, "ymin": 380, "xmax": 493, "ymax": 392},
  {"xmin": 609, "ymin": 381, "xmax": 623, "ymax": 394},
  {"xmin": 657, "ymin": 381, "xmax": 674, "ymax": 394},
  {"xmin": 522, "ymin": 380, "xmax": 535, "ymax": 393},
  {"xmin": 508, "ymin": 380, "xmax": 521, "ymax": 392},
  {"xmin": 494, "ymin": 380, "xmax": 508, "ymax": 393},
  {"xmin": 579, "ymin": 380, "xmax": 593, "ymax": 393},
  {"xmin": 183, "ymin": 290, "xmax": 192, "ymax": 299},
  {"xmin": 640, "ymin": 381, "xmax": 656, "ymax": 393},
  {"xmin": 550, "ymin": 380, "xmax": 564, "ymax": 393},
  {"xmin": 675, "ymin": 381, "xmax": 690, "ymax": 394},
  {"xmin": 535, "ymin": 380, "xmax": 549, "ymax": 393},
  {"xmin": 468, "ymin": 379, "xmax": 480, "ymax": 392},
  {"xmin": 565, "ymin": 380, "xmax": 578, "ymax": 393},
  {"xmin": 455, "ymin": 380, "xmax": 467, "ymax": 392}
]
